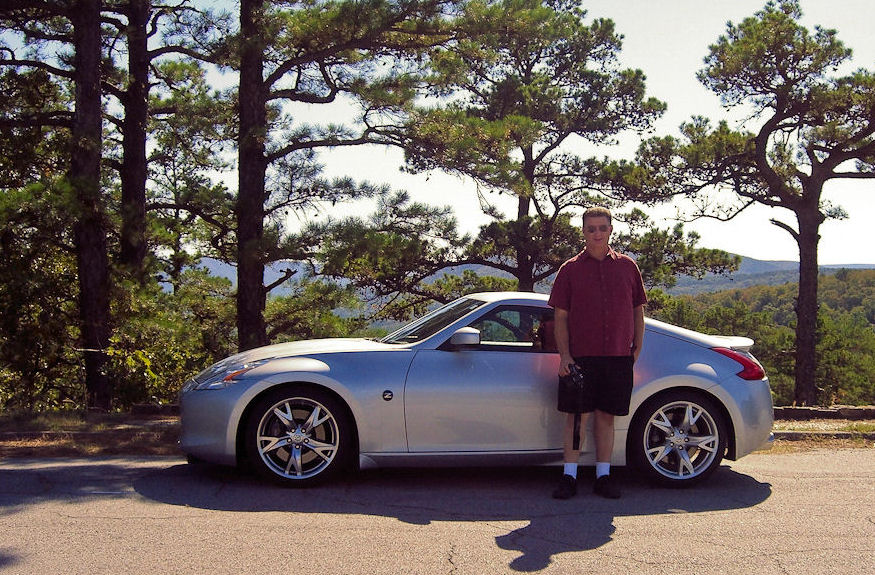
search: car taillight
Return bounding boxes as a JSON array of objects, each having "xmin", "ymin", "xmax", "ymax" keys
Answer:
[{"xmin": 712, "ymin": 347, "xmax": 766, "ymax": 380}]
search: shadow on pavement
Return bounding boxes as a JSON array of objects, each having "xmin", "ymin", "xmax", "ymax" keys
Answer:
[
  {"xmin": 0, "ymin": 549, "xmax": 22, "ymax": 571},
  {"xmin": 0, "ymin": 460, "xmax": 771, "ymax": 572},
  {"xmin": 137, "ymin": 462, "xmax": 771, "ymax": 572}
]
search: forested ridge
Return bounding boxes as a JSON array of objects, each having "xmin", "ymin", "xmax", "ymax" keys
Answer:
[{"xmin": 650, "ymin": 269, "xmax": 875, "ymax": 406}]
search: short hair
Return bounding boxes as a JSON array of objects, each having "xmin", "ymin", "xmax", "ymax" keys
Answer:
[{"xmin": 583, "ymin": 206, "xmax": 612, "ymax": 225}]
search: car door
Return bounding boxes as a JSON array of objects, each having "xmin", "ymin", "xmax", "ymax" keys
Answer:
[{"xmin": 404, "ymin": 305, "xmax": 564, "ymax": 452}]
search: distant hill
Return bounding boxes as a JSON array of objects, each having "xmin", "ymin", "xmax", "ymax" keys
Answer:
[
  {"xmin": 196, "ymin": 256, "xmax": 875, "ymax": 296},
  {"xmin": 668, "ymin": 257, "xmax": 875, "ymax": 295}
]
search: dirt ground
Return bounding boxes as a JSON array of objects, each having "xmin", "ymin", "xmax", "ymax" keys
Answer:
[
  {"xmin": 1, "ymin": 414, "xmax": 873, "ymax": 458},
  {"xmin": 0, "ymin": 415, "xmax": 180, "ymax": 458}
]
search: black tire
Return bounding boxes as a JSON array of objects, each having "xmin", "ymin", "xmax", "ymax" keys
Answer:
[
  {"xmin": 186, "ymin": 454, "xmax": 205, "ymax": 465},
  {"xmin": 628, "ymin": 390, "xmax": 728, "ymax": 487},
  {"xmin": 245, "ymin": 386, "xmax": 354, "ymax": 486}
]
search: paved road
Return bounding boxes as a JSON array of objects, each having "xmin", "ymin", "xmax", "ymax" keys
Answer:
[{"xmin": 1, "ymin": 450, "xmax": 873, "ymax": 574}]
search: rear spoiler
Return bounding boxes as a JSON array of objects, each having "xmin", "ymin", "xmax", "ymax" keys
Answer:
[{"xmin": 711, "ymin": 336, "xmax": 755, "ymax": 353}]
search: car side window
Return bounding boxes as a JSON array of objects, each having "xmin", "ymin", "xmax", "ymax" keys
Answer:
[{"xmin": 468, "ymin": 306, "xmax": 557, "ymax": 352}]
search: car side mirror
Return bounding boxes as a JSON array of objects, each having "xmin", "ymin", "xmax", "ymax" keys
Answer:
[{"xmin": 449, "ymin": 327, "xmax": 480, "ymax": 348}]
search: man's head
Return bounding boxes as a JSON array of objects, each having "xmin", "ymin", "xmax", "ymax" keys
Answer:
[
  {"xmin": 583, "ymin": 206, "xmax": 612, "ymax": 228},
  {"xmin": 582, "ymin": 207, "xmax": 613, "ymax": 251}
]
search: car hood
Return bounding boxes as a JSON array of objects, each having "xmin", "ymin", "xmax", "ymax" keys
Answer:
[{"xmin": 223, "ymin": 338, "xmax": 401, "ymax": 364}]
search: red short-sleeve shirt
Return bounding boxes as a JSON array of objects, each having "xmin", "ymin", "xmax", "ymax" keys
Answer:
[{"xmin": 548, "ymin": 248, "xmax": 647, "ymax": 357}]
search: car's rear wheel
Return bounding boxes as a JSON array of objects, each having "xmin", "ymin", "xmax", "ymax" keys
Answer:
[
  {"xmin": 245, "ymin": 386, "xmax": 353, "ymax": 486},
  {"xmin": 629, "ymin": 390, "xmax": 728, "ymax": 487}
]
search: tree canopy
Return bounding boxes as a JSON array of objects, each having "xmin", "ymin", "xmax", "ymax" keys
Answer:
[
  {"xmin": 628, "ymin": 0, "xmax": 875, "ymax": 405},
  {"xmin": 316, "ymin": 0, "xmax": 738, "ymax": 312},
  {"xmin": 2, "ymin": 0, "xmax": 869, "ymax": 411}
]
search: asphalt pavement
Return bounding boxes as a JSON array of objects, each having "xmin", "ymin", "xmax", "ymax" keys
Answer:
[{"xmin": 1, "ymin": 449, "xmax": 873, "ymax": 574}]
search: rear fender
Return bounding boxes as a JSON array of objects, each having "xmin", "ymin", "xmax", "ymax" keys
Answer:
[{"xmin": 623, "ymin": 379, "xmax": 737, "ymax": 462}]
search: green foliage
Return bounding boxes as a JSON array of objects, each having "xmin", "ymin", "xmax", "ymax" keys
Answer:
[
  {"xmin": 400, "ymin": 0, "xmax": 668, "ymax": 290},
  {"xmin": 0, "ymin": 219, "xmax": 82, "ymax": 410},
  {"xmin": 698, "ymin": 0, "xmax": 851, "ymax": 111},
  {"xmin": 313, "ymin": 190, "xmax": 472, "ymax": 313},
  {"xmin": 106, "ymin": 271, "xmax": 237, "ymax": 407},
  {"xmin": 613, "ymin": 209, "xmax": 740, "ymax": 289},
  {"xmin": 147, "ymin": 59, "xmax": 237, "ymax": 275},
  {"xmin": 0, "ymin": 172, "xmax": 83, "ymax": 410},
  {"xmin": 815, "ymin": 310, "xmax": 875, "ymax": 405},
  {"xmin": 649, "ymin": 269, "xmax": 875, "ymax": 406},
  {"xmin": 466, "ymin": 213, "xmax": 580, "ymax": 284},
  {"xmin": 264, "ymin": 1, "xmax": 732, "ymax": 312},
  {"xmin": 266, "ymin": 278, "xmax": 365, "ymax": 342},
  {"xmin": 819, "ymin": 270, "xmax": 875, "ymax": 324},
  {"xmin": 67, "ymin": 269, "xmax": 372, "ymax": 409},
  {"xmin": 0, "ymin": 69, "xmax": 70, "ymax": 188},
  {"xmin": 101, "ymin": 270, "xmax": 375, "ymax": 408}
]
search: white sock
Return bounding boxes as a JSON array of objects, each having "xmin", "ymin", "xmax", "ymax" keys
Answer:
[
  {"xmin": 563, "ymin": 463, "xmax": 578, "ymax": 478},
  {"xmin": 596, "ymin": 462, "xmax": 610, "ymax": 478}
]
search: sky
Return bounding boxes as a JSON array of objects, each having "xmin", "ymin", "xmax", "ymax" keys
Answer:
[{"xmin": 313, "ymin": 0, "xmax": 875, "ymax": 265}]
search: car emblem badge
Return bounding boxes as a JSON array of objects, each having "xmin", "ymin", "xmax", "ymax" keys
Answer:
[
  {"xmin": 382, "ymin": 390, "xmax": 393, "ymax": 401},
  {"xmin": 290, "ymin": 431, "xmax": 306, "ymax": 444}
]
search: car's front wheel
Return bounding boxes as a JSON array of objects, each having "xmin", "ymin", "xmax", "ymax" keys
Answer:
[
  {"xmin": 245, "ymin": 386, "xmax": 353, "ymax": 486},
  {"xmin": 628, "ymin": 391, "xmax": 728, "ymax": 487}
]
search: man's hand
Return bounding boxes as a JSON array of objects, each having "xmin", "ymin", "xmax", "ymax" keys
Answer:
[{"xmin": 558, "ymin": 353, "xmax": 576, "ymax": 377}]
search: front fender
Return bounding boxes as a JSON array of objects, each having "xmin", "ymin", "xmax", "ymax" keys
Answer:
[
  {"xmin": 229, "ymin": 353, "xmax": 412, "ymax": 457},
  {"xmin": 228, "ymin": 371, "xmax": 358, "ymax": 459}
]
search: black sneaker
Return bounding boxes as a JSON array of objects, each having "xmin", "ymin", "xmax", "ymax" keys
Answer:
[
  {"xmin": 552, "ymin": 474, "xmax": 577, "ymax": 499},
  {"xmin": 593, "ymin": 474, "xmax": 621, "ymax": 499}
]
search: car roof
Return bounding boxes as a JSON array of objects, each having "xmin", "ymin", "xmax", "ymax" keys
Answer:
[
  {"xmin": 465, "ymin": 292, "xmax": 751, "ymax": 350},
  {"xmin": 467, "ymin": 291, "xmax": 550, "ymax": 304}
]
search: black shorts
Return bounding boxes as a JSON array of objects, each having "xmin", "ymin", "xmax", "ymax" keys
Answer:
[{"xmin": 557, "ymin": 355, "xmax": 634, "ymax": 416}]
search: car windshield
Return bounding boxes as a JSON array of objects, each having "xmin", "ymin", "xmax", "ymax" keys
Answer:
[{"xmin": 380, "ymin": 297, "xmax": 486, "ymax": 344}]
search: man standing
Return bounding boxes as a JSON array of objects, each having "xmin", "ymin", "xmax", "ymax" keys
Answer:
[{"xmin": 548, "ymin": 206, "xmax": 646, "ymax": 499}]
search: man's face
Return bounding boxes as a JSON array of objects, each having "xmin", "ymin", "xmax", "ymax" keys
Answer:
[{"xmin": 583, "ymin": 215, "xmax": 612, "ymax": 248}]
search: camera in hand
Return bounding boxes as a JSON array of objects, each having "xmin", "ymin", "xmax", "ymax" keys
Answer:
[{"xmin": 568, "ymin": 363, "xmax": 586, "ymax": 388}]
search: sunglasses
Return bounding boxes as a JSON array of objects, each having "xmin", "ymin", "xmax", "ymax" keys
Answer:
[{"xmin": 584, "ymin": 225, "xmax": 611, "ymax": 233}]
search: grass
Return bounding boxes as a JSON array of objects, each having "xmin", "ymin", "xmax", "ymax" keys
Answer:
[
  {"xmin": 771, "ymin": 418, "xmax": 875, "ymax": 433},
  {"xmin": 761, "ymin": 437, "xmax": 874, "ymax": 454},
  {"xmin": 847, "ymin": 422, "xmax": 875, "ymax": 433}
]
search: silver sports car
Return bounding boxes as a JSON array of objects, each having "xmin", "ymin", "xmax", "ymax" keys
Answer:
[{"xmin": 179, "ymin": 292, "xmax": 773, "ymax": 487}]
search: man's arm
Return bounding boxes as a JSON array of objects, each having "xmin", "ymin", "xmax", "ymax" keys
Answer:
[
  {"xmin": 632, "ymin": 304, "xmax": 645, "ymax": 363},
  {"xmin": 554, "ymin": 307, "xmax": 575, "ymax": 376}
]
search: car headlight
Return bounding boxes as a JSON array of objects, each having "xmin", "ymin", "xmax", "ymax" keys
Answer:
[{"xmin": 181, "ymin": 358, "xmax": 273, "ymax": 392}]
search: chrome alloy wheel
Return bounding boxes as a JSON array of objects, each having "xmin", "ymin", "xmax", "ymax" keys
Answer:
[
  {"xmin": 256, "ymin": 397, "xmax": 340, "ymax": 480},
  {"xmin": 642, "ymin": 400, "xmax": 721, "ymax": 481}
]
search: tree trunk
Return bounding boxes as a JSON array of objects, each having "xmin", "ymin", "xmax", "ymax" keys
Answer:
[
  {"xmin": 793, "ymin": 209, "xmax": 823, "ymax": 406},
  {"xmin": 118, "ymin": 0, "xmax": 150, "ymax": 280},
  {"xmin": 236, "ymin": 0, "xmax": 269, "ymax": 351},
  {"xmin": 71, "ymin": 0, "xmax": 112, "ymax": 409},
  {"xmin": 515, "ymin": 196, "xmax": 535, "ymax": 291},
  {"xmin": 515, "ymin": 155, "xmax": 536, "ymax": 292}
]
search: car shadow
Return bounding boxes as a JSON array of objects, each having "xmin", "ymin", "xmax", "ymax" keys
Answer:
[
  {"xmin": 132, "ymin": 462, "xmax": 771, "ymax": 572},
  {"xmin": 0, "ymin": 549, "xmax": 21, "ymax": 571}
]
